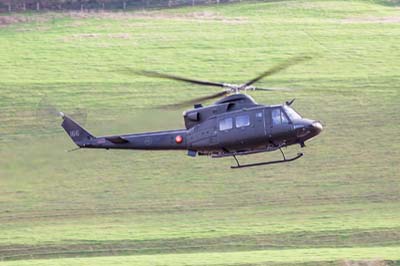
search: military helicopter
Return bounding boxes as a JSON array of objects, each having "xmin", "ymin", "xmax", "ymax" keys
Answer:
[{"xmin": 61, "ymin": 57, "xmax": 323, "ymax": 168}]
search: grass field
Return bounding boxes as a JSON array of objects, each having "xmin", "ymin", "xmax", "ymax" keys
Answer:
[{"xmin": 0, "ymin": 0, "xmax": 400, "ymax": 265}]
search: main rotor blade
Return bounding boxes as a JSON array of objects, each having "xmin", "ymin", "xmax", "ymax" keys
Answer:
[
  {"xmin": 160, "ymin": 91, "xmax": 229, "ymax": 109},
  {"xmin": 253, "ymin": 87, "xmax": 293, "ymax": 92},
  {"xmin": 138, "ymin": 71, "xmax": 226, "ymax": 88},
  {"xmin": 241, "ymin": 56, "xmax": 312, "ymax": 88}
]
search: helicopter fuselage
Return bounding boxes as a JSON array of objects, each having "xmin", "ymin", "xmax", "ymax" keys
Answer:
[{"xmin": 185, "ymin": 97, "xmax": 322, "ymax": 157}]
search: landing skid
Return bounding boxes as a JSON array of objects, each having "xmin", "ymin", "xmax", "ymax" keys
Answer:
[{"xmin": 231, "ymin": 148, "xmax": 303, "ymax": 169}]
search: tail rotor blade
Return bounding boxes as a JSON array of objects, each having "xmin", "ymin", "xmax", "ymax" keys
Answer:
[{"xmin": 36, "ymin": 97, "xmax": 88, "ymax": 129}]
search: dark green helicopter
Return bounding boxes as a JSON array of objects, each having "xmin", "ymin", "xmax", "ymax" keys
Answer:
[{"xmin": 61, "ymin": 57, "xmax": 323, "ymax": 168}]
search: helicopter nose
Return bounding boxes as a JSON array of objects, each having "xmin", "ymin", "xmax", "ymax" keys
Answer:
[
  {"xmin": 311, "ymin": 121, "xmax": 323, "ymax": 135},
  {"xmin": 294, "ymin": 120, "xmax": 323, "ymax": 141}
]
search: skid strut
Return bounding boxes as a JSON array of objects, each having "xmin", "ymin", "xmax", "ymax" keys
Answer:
[{"xmin": 231, "ymin": 148, "xmax": 303, "ymax": 169}]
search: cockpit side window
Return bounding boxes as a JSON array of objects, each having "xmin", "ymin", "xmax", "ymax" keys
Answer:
[
  {"xmin": 282, "ymin": 111, "xmax": 289, "ymax": 124},
  {"xmin": 272, "ymin": 108, "xmax": 280, "ymax": 125},
  {"xmin": 272, "ymin": 108, "xmax": 289, "ymax": 125}
]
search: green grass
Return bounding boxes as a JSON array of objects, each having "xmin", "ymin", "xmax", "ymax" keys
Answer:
[
  {"xmin": 2, "ymin": 247, "xmax": 400, "ymax": 265},
  {"xmin": 0, "ymin": 0, "xmax": 399, "ymax": 265}
]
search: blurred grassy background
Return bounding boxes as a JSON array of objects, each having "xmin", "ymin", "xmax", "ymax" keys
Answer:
[{"xmin": 0, "ymin": 0, "xmax": 399, "ymax": 265}]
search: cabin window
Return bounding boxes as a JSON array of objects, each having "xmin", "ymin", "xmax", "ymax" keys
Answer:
[
  {"xmin": 219, "ymin": 117, "xmax": 233, "ymax": 131},
  {"xmin": 256, "ymin": 112, "xmax": 263, "ymax": 121},
  {"xmin": 236, "ymin": 115, "xmax": 250, "ymax": 128},
  {"xmin": 272, "ymin": 108, "xmax": 289, "ymax": 125}
]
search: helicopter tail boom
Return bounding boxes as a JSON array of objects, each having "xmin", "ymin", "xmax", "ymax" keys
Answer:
[{"xmin": 60, "ymin": 113, "xmax": 188, "ymax": 151}]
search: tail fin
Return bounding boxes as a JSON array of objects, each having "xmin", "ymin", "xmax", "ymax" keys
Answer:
[{"xmin": 60, "ymin": 112, "xmax": 94, "ymax": 146}]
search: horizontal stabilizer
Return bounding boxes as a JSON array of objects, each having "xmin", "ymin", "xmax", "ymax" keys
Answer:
[{"xmin": 106, "ymin": 136, "xmax": 129, "ymax": 144}]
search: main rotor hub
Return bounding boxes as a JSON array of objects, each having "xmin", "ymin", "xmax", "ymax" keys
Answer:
[{"xmin": 222, "ymin": 83, "xmax": 257, "ymax": 94}]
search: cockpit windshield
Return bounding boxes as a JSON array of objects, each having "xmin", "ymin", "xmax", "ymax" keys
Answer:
[{"xmin": 283, "ymin": 106, "xmax": 302, "ymax": 121}]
